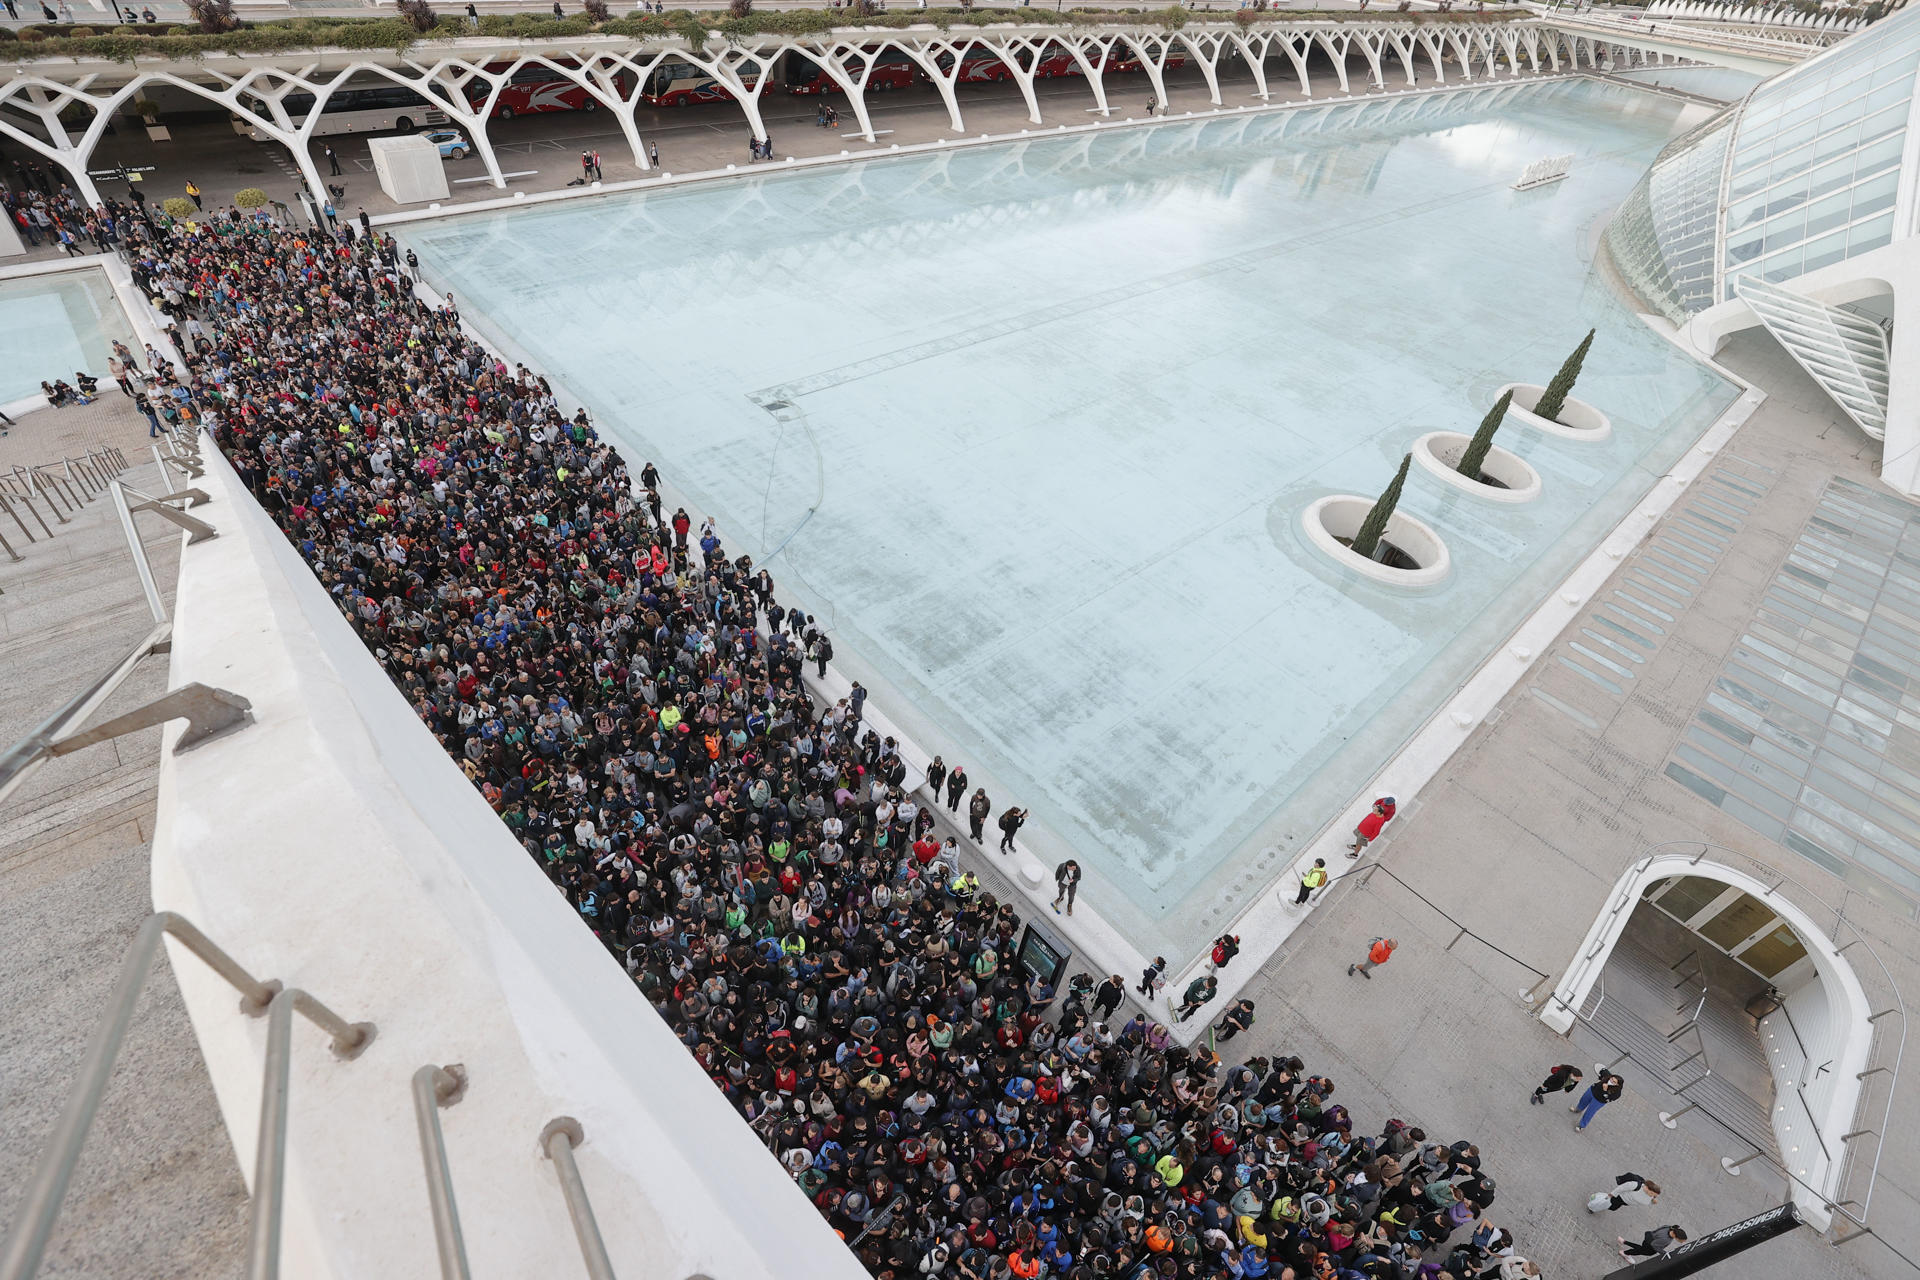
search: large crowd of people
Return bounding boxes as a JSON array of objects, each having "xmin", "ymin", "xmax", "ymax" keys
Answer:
[{"xmin": 92, "ymin": 196, "xmax": 1541, "ymax": 1280}]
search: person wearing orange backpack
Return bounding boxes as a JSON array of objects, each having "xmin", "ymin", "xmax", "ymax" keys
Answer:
[{"xmin": 1348, "ymin": 936, "xmax": 1397, "ymax": 980}]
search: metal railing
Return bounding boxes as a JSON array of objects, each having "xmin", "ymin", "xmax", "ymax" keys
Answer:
[
  {"xmin": 0, "ymin": 428, "xmax": 248, "ymax": 810},
  {"xmin": 0, "ymin": 913, "xmax": 375, "ymax": 1280},
  {"xmin": 1545, "ymin": 840, "xmax": 1908, "ymax": 1257},
  {"xmin": 408, "ymin": 1078, "xmax": 621, "ymax": 1280},
  {"xmin": 0, "ymin": 449, "xmax": 129, "ymax": 564}
]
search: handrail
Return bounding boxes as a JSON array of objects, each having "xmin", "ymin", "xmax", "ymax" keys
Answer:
[
  {"xmin": 541, "ymin": 1118, "xmax": 618, "ymax": 1280},
  {"xmin": 249, "ymin": 989, "xmax": 377, "ymax": 1280},
  {"xmin": 412, "ymin": 1065, "xmax": 473, "ymax": 1280},
  {"xmin": 0, "ymin": 462, "xmax": 248, "ymax": 810},
  {"xmin": 0, "ymin": 914, "xmax": 374, "ymax": 1280}
]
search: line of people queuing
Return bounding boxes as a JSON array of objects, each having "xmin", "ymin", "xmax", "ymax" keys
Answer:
[{"xmin": 106, "ymin": 197, "xmax": 1544, "ymax": 1280}]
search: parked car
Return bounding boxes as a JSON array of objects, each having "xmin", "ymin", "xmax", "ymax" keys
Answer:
[{"xmin": 422, "ymin": 128, "xmax": 471, "ymax": 160}]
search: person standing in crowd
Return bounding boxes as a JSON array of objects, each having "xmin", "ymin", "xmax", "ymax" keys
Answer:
[
  {"xmin": 1213, "ymin": 997, "xmax": 1255, "ymax": 1042},
  {"xmin": 1208, "ymin": 933, "xmax": 1241, "ymax": 972},
  {"xmin": 1620, "ymin": 1226, "xmax": 1687, "ymax": 1259},
  {"xmin": 1295, "ymin": 856, "xmax": 1328, "ymax": 905},
  {"xmin": 1174, "ymin": 974, "xmax": 1217, "ymax": 1022},
  {"xmin": 1137, "ymin": 955, "xmax": 1167, "ymax": 998},
  {"xmin": 134, "ymin": 390, "xmax": 162, "ymax": 438},
  {"xmin": 924, "ymin": 755, "xmax": 946, "ymax": 804},
  {"xmin": 1589, "ymin": 1173, "xmax": 1660, "ymax": 1213},
  {"xmin": 1572, "ymin": 1069, "xmax": 1625, "ymax": 1132},
  {"xmin": 967, "ymin": 788, "xmax": 990, "ymax": 842},
  {"xmin": 810, "ymin": 632, "xmax": 833, "ymax": 679},
  {"xmin": 1092, "ymin": 973, "xmax": 1125, "ymax": 1021},
  {"xmin": 997, "ymin": 805, "xmax": 1027, "ymax": 854},
  {"xmin": 944, "ymin": 764, "xmax": 966, "ymax": 812},
  {"xmin": 1530, "ymin": 1063, "xmax": 1583, "ymax": 1106},
  {"xmin": 1346, "ymin": 795, "xmax": 1397, "ymax": 856},
  {"xmin": 1348, "ymin": 935, "xmax": 1396, "ymax": 979},
  {"xmin": 1051, "ymin": 857, "xmax": 1079, "ymax": 915}
]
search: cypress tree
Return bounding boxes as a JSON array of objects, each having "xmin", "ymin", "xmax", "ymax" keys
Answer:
[
  {"xmin": 1350, "ymin": 453, "xmax": 1411, "ymax": 562},
  {"xmin": 1532, "ymin": 328, "xmax": 1594, "ymax": 425},
  {"xmin": 1457, "ymin": 389, "xmax": 1513, "ymax": 483}
]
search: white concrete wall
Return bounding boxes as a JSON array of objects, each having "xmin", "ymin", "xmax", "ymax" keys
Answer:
[
  {"xmin": 151, "ymin": 446, "xmax": 866, "ymax": 1280},
  {"xmin": 1760, "ymin": 975, "xmax": 1843, "ymax": 1203}
]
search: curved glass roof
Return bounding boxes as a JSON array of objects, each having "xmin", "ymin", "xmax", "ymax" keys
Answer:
[{"xmin": 1607, "ymin": 4, "xmax": 1920, "ymax": 321}]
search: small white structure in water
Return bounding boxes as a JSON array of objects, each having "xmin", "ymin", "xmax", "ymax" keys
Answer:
[{"xmin": 1513, "ymin": 154, "xmax": 1574, "ymax": 190}]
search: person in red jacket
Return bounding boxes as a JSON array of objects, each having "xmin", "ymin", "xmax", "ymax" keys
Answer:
[
  {"xmin": 1348, "ymin": 936, "xmax": 1397, "ymax": 980},
  {"xmin": 1346, "ymin": 796, "xmax": 1397, "ymax": 857}
]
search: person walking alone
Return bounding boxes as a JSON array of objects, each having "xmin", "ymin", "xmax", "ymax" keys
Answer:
[
  {"xmin": 1207, "ymin": 933, "xmax": 1240, "ymax": 972},
  {"xmin": 1571, "ymin": 1070, "xmax": 1623, "ymax": 1132},
  {"xmin": 967, "ymin": 789, "xmax": 991, "ymax": 842},
  {"xmin": 999, "ymin": 806, "xmax": 1028, "ymax": 854},
  {"xmin": 1174, "ymin": 975, "xmax": 1216, "ymax": 1022},
  {"xmin": 325, "ymin": 143, "xmax": 341, "ymax": 176},
  {"xmin": 1137, "ymin": 956, "xmax": 1167, "ymax": 999},
  {"xmin": 1530, "ymin": 1063, "xmax": 1583, "ymax": 1106},
  {"xmin": 1619, "ymin": 1226, "xmax": 1686, "ymax": 1259},
  {"xmin": 1294, "ymin": 858, "xmax": 1327, "ymax": 906},
  {"xmin": 1588, "ymin": 1174, "xmax": 1660, "ymax": 1213},
  {"xmin": 184, "ymin": 179, "xmax": 203, "ymax": 210},
  {"xmin": 945, "ymin": 765, "xmax": 967, "ymax": 813},
  {"xmin": 1052, "ymin": 858, "xmax": 1080, "ymax": 915},
  {"xmin": 924, "ymin": 756, "xmax": 946, "ymax": 804},
  {"xmin": 1348, "ymin": 936, "xmax": 1396, "ymax": 980},
  {"xmin": 1213, "ymin": 998, "xmax": 1255, "ymax": 1042}
]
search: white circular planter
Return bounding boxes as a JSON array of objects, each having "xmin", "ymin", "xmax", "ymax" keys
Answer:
[
  {"xmin": 1495, "ymin": 382, "xmax": 1612, "ymax": 442},
  {"xmin": 1302, "ymin": 495, "xmax": 1452, "ymax": 588},
  {"xmin": 1412, "ymin": 432, "xmax": 1543, "ymax": 504}
]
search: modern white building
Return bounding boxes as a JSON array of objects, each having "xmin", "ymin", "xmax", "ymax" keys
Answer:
[{"xmin": 1607, "ymin": 2, "xmax": 1920, "ymax": 493}]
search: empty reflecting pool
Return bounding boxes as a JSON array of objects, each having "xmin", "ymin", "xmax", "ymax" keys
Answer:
[{"xmin": 407, "ymin": 78, "xmax": 1740, "ymax": 955}]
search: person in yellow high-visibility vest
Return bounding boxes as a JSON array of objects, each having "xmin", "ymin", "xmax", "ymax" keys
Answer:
[{"xmin": 1294, "ymin": 858, "xmax": 1328, "ymax": 906}]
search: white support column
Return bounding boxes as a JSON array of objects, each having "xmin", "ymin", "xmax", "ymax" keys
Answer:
[
  {"xmin": 894, "ymin": 37, "xmax": 967, "ymax": 134},
  {"xmin": 1174, "ymin": 31, "xmax": 1227, "ymax": 106},
  {"xmin": 1448, "ymin": 30, "xmax": 1475, "ymax": 81},
  {"xmin": 413, "ymin": 59, "xmax": 511, "ymax": 190},
  {"xmin": 1415, "ymin": 29, "xmax": 1448, "ymax": 83},
  {"xmin": 1353, "ymin": 30, "xmax": 1388, "ymax": 89},
  {"xmin": 1312, "ymin": 31, "xmax": 1354, "ymax": 94},
  {"xmin": 793, "ymin": 40, "xmax": 880, "ymax": 142},
  {"xmin": 1277, "ymin": 32, "xmax": 1314, "ymax": 97},
  {"xmin": 0, "ymin": 81, "xmax": 107, "ymax": 206},
  {"xmin": 1227, "ymin": 31, "xmax": 1273, "ymax": 101},
  {"xmin": 975, "ymin": 35, "xmax": 1046, "ymax": 126},
  {"xmin": 678, "ymin": 40, "xmax": 780, "ymax": 144},
  {"xmin": 1383, "ymin": 29, "xmax": 1418, "ymax": 86},
  {"xmin": 1117, "ymin": 31, "xmax": 1175, "ymax": 113},
  {"xmin": 537, "ymin": 49, "xmax": 670, "ymax": 172},
  {"xmin": 1063, "ymin": 33, "xmax": 1118, "ymax": 115},
  {"xmin": 1879, "ymin": 287, "xmax": 1920, "ymax": 497}
]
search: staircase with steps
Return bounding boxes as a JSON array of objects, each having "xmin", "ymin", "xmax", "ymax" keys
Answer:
[{"xmin": 1577, "ymin": 912, "xmax": 1778, "ymax": 1158}]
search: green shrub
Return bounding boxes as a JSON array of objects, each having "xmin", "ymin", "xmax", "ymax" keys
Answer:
[
  {"xmin": 1532, "ymin": 328, "xmax": 1593, "ymax": 425},
  {"xmin": 1350, "ymin": 453, "xmax": 1411, "ymax": 562},
  {"xmin": 234, "ymin": 186, "xmax": 269, "ymax": 208},
  {"xmin": 162, "ymin": 196, "xmax": 196, "ymax": 218}
]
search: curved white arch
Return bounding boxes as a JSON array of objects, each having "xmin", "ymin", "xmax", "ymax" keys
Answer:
[{"xmin": 1541, "ymin": 850, "xmax": 1873, "ymax": 1229}]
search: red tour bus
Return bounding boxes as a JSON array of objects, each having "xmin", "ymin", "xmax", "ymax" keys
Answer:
[
  {"xmin": 640, "ymin": 59, "xmax": 774, "ymax": 106},
  {"xmin": 464, "ymin": 63, "xmax": 635, "ymax": 118},
  {"xmin": 782, "ymin": 48, "xmax": 919, "ymax": 94}
]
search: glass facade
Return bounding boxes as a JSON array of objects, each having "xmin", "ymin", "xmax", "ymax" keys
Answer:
[{"xmin": 1606, "ymin": 5, "xmax": 1920, "ymax": 318}]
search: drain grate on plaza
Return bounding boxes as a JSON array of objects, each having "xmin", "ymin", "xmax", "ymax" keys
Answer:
[{"xmin": 1665, "ymin": 476, "xmax": 1920, "ymax": 917}]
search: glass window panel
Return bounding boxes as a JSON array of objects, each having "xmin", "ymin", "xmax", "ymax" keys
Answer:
[
  {"xmin": 1651, "ymin": 875, "xmax": 1733, "ymax": 924},
  {"xmin": 1800, "ymin": 229, "xmax": 1851, "ymax": 275},
  {"xmin": 1700, "ymin": 892, "xmax": 1780, "ymax": 950},
  {"xmin": 1739, "ymin": 924, "xmax": 1810, "ymax": 978},
  {"xmin": 1849, "ymin": 212, "xmax": 1895, "ymax": 254},
  {"xmin": 1762, "ymin": 252, "xmax": 1806, "ymax": 283}
]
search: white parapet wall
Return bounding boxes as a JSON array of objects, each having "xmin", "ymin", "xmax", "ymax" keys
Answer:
[{"xmin": 151, "ymin": 445, "xmax": 866, "ymax": 1280}]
